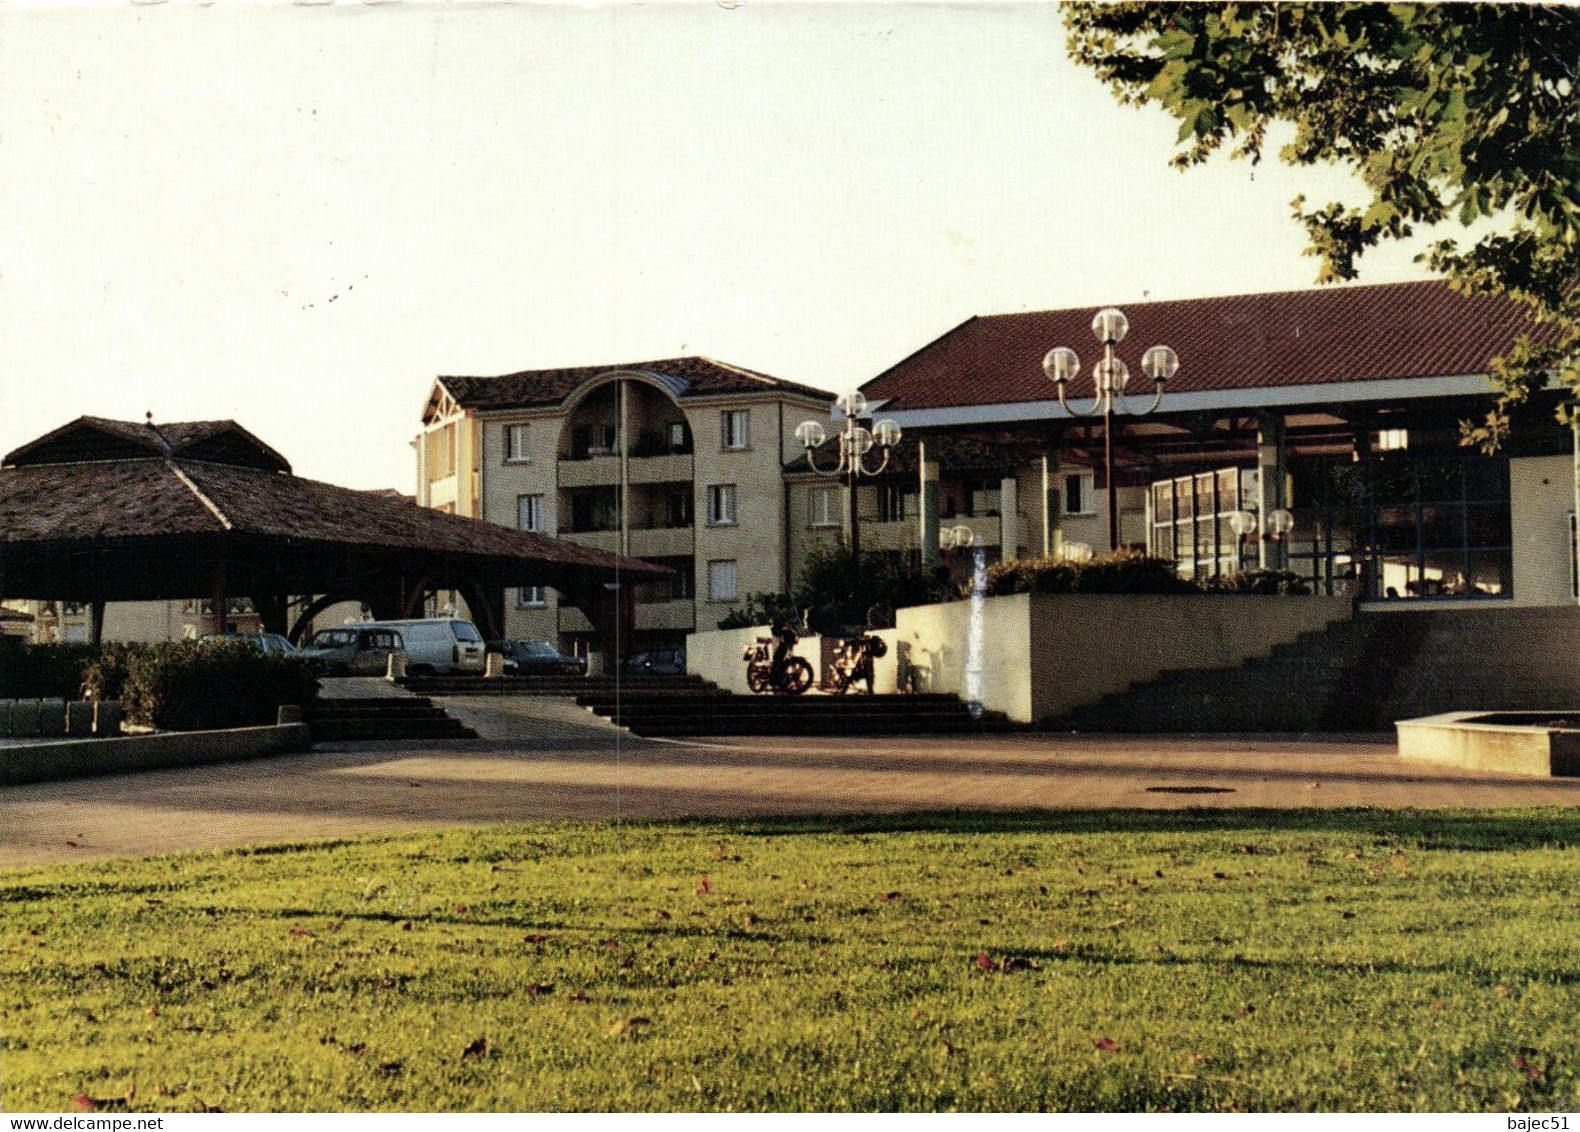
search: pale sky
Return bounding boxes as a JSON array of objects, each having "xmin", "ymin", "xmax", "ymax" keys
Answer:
[{"xmin": 1, "ymin": 1, "xmax": 1448, "ymax": 491}]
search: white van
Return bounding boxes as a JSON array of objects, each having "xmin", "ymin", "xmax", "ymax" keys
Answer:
[{"xmin": 349, "ymin": 618, "xmax": 486, "ymax": 675}]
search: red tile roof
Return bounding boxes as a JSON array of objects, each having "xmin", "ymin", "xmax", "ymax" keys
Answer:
[
  {"xmin": 861, "ymin": 281, "xmax": 1554, "ymax": 411},
  {"xmin": 438, "ymin": 356, "xmax": 834, "ymax": 411}
]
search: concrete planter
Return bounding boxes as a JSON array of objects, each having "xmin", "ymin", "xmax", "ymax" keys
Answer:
[
  {"xmin": 1, "ymin": 722, "xmax": 312, "ymax": 786},
  {"xmin": 689, "ymin": 593, "xmax": 1351, "ymax": 723},
  {"xmin": 1397, "ymin": 712, "xmax": 1580, "ymax": 777}
]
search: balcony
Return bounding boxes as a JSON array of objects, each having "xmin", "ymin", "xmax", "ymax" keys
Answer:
[
  {"xmin": 561, "ymin": 529, "xmax": 620, "ymax": 554},
  {"xmin": 630, "ymin": 526, "xmax": 694, "ymax": 558},
  {"xmin": 630, "ymin": 452, "xmax": 693, "ymax": 485},
  {"xmin": 558, "ymin": 455, "xmax": 621, "ymax": 488},
  {"xmin": 557, "ymin": 450, "xmax": 695, "ymax": 489},
  {"xmin": 635, "ymin": 600, "xmax": 695, "ymax": 632}
]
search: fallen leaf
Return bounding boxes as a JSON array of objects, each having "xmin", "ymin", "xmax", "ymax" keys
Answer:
[
  {"xmin": 453, "ymin": 905, "xmax": 469, "ymax": 914},
  {"xmin": 71, "ymin": 1095, "xmax": 96, "ymax": 1112},
  {"xmin": 878, "ymin": 891, "xmax": 902, "ymax": 902},
  {"xmin": 696, "ymin": 876, "xmax": 713, "ymax": 896},
  {"xmin": 1094, "ymin": 1037, "xmax": 1120, "ymax": 1052},
  {"xmin": 974, "ymin": 953, "xmax": 998, "ymax": 972},
  {"xmin": 606, "ymin": 1016, "xmax": 652, "ymax": 1038},
  {"xmin": 1514, "ymin": 1055, "xmax": 1542, "ymax": 1081},
  {"xmin": 461, "ymin": 1036, "xmax": 488, "ymax": 1060}
]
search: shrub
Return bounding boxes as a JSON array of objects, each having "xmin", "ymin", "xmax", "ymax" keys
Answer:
[
  {"xmin": 121, "ymin": 639, "xmax": 317, "ymax": 731},
  {"xmin": 0, "ymin": 638, "xmax": 100, "ymax": 699},
  {"xmin": 718, "ymin": 592, "xmax": 801, "ymax": 631},
  {"xmin": 1201, "ymin": 569, "xmax": 1314, "ymax": 596},
  {"xmin": 987, "ymin": 549, "xmax": 1197, "ymax": 596},
  {"xmin": 81, "ymin": 642, "xmax": 146, "ymax": 702}
]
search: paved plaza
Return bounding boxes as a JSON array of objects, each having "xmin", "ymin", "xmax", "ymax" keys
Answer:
[{"xmin": 3, "ymin": 696, "xmax": 1577, "ymax": 868}]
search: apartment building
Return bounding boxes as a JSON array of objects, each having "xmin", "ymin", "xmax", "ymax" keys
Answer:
[{"xmin": 416, "ymin": 357, "xmax": 834, "ymax": 654}]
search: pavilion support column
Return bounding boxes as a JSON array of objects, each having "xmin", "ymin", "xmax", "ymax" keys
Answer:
[
  {"xmin": 1256, "ymin": 412, "xmax": 1288, "ymax": 571},
  {"xmin": 211, "ymin": 562, "xmax": 229, "ymax": 635},
  {"xmin": 919, "ymin": 441, "xmax": 941, "ymax": 570},
  {"xmin": 999, "ymin": 476, "xmax": 1019, "ymax": 562},
  {"xmin": 1041, "ymin": 455, "xmax": 1063, "ymax": 558},
  {"xmin": 456, "ymin": 578, "xmax": 504, "ymax": 642},
  {"xmin": 89, "ymin": 601, "xmax": 106, "ymax": 649},
  {"xmin": 252, "ymin": 594, "xmax": 288, "ymax": 636}
]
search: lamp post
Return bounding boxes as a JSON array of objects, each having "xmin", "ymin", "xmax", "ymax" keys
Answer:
[
  {"xmin": 1043, "ymin": 308, "xmax": 1179, "ymax": 552},
  {"xmin": 796, "ymin": 391, "xmax": 903, "ymax": 564}
]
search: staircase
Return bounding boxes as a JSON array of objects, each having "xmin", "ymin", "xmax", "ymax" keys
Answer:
[
  {"xmin": 305, "ymin": 697, "xmax": 478, "ymax": 742},
  {"xmin": 1060, "ymin": 606, "xmax": 1580, "ymax": 734},
  {"xmin": 576, "ymin": 689, "xmax": 1019, "ymax": 737},
  {"xmin": 401, "ymin": 674, "xmax": 713, "ymax": 697}
]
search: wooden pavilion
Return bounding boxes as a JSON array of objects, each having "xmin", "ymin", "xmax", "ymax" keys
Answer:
[{"xmin": 0, "ymin": 416, "xmax": 666, "ymax": 654}]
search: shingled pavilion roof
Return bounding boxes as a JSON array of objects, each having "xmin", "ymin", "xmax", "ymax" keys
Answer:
[{"xmin": 0, "ymin": 416, "xmax": 663, "ymax": 641}]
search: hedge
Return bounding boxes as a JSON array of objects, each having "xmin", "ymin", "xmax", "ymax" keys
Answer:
[
  {"xmin": 0, "ymin": 638, "xmax": 100, "ymax": 699},
  {"xmin": 985, "ymin": 549, "xmax": 1313, "ymax": 597},
  {"xmin": 120, "ymin": 639, "xmax": 318, "ymax": 731}
]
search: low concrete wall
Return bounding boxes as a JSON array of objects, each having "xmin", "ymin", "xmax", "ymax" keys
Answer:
[
  {"xmin": 688, "ymin": 626, "xmax": 899, "ymax": 695},
  {"xmin": 690, "ymin": 594, "xmax": 1351, "ymax": 724},
  {"xmin": 1397, "ymin": 712, "xmax": 1580, "ymax": 778},
  {"xmin": 1023, "ymin": 593, "xmax": 1353, "ymax": 721},
  {"xmin": 1, "ymin": 723, "xmax": 313, "ymax": 786}
]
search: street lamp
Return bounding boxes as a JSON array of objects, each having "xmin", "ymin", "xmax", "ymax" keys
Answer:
[
  {"xmin": 1043, "ymin": 308, "xmax": 1179, "ymax": 552},
  {"xmin": 797, "ymin": 391, "xmax": 903, "ymax": 563}
]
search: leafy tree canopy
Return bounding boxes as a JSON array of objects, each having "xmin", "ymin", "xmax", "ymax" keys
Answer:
[{"xmin": 1065, "ymin": 2, "xmax": 1580, "ymax": 446}]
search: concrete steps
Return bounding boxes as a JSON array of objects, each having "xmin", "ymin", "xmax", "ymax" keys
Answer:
[
  {"xmin": 401, "ymin": 674, "xmax": 713, "ymax": 697},
  {"xmin": 305, "ymin": 697, "xmax": 478, "ymax": 742},
  {"xmin": 1060, "ymin": 606, "xmax": 1580, "ymax": 734},
  {"xmin": 576, "ymin": 690, "xmax": 1019, "ymax": 737}
]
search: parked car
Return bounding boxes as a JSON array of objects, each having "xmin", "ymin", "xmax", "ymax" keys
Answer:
[
  {"xmin": 348, "ymin": 618, "xmax": 486, "ymax": 675},
  {"xmin": 620, "ymin": 647, "xmax": 686, "ymax": 678},
  {"xmin": 493, "ymin": 638, "xmax": 587, "ymax": 677},
  {"xmin": 199, "ymin": 632, "xmax": 298, "ymax": 656},
  {"xmin": 297, "ymin": 627, "xmax": 405, "ymax": 676}
]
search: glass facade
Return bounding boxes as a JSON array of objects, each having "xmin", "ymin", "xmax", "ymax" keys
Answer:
[
  {"xmin": 1148, "ymin": 468, "xmax": 1260, "ymax": 580},
  {"xmin": 1288, "ymin": 453, "xmax": 1512, "ymax": 599}
]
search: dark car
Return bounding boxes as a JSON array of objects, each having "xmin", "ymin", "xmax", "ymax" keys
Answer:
[
  {"xmin": 620, "ymin": 647, "xmax": 686, "ymax": 678},
  {"xmin": 494, "ymin": 639, "xmax": 587, "ymax": 677},
  {"xmin": 199, "ymin": 632, "xmax": 298, "ymax": 657}
]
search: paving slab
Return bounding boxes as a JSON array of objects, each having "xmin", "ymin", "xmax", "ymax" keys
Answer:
[{"xmin": 2, "ymin": 694, "xmax": 1577, "ymax": 869}]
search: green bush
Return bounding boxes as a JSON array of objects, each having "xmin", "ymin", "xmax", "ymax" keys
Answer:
[
  {"xmin": 81, "ymin": 642, "xmax": 146, "ymax": 702},
  {"xmin": 718, "ymin": 592, "xmax": 802, "ymax": 631},
  {"xmin": 986, "ymin": 549, "xmax": 1197, "ymax": 596},
  {"xmin": 0, "ymin": 638, "xmax": 100, "ymax": 699},
  {"xmin": 1201, "ymin": 569, "xmax": 1314, "ymax": 596},
  {"xmin": 121, "ymin": 639, "xmax": 317, "ymax": 731}
]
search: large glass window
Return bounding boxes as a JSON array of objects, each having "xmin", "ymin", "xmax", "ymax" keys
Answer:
[
  {"xmin": 1147, "ymin": 468, "xmax": 1259, "ymax": 580},
  {"xmin": 1286, "ymin": 453, "xmax": 1512, "ymax": 600}
]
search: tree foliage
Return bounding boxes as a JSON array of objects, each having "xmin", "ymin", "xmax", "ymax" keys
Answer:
[{"xmin": 1065, "ymin": 2, "xmax": 1580, "ymax": 445}]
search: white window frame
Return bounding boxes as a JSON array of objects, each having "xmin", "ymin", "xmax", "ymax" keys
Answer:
[
  {"xmin": 1064, "ymin": 471, "xmax": 1096, "ymax": 516},
  {"xmin": 707, "ymin": 560, "xmax": 739, "ymax": 603},
  {"xmin": 810, "ymin": 486, "xmax": 839, "ymax": 528},
  {"xmin": 721, "ymin": 409, "xmax": 750, "ymax": 451},
  {"xmin": 707, "ymin": 484, "xmax": 738, "ymax": 526},
  {"xmin": 517, "ymin": 493, "xmax": 545, "ymax": 533},
  {"xmin": 504, "ymin": 423, "xmax": 532, "ymax": 463},
  {"xmin": 517, "ymin": 585, "xmax": 547, "ymax": 608}
]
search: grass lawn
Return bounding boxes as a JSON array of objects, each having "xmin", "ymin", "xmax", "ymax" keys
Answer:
[{"xmin": 2, "ymin": 808, "xmax": 1577, "ymax": 1113}]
